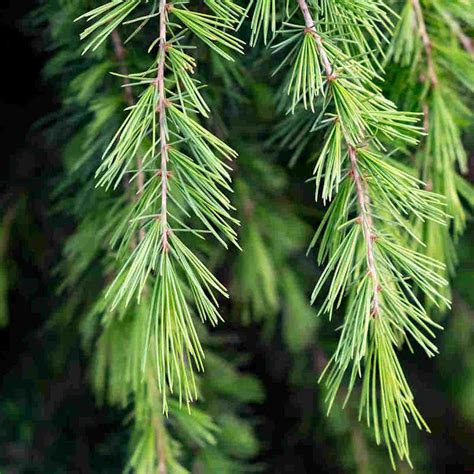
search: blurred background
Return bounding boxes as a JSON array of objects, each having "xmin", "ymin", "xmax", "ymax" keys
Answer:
[{"xmin": 0, "ymin": 1, "xmax": 473, "ymax": 473}]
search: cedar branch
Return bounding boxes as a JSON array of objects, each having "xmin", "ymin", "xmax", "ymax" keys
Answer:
[{"xmin": 296, "ymin": 0, "xmax": 381, "ymax": 315}]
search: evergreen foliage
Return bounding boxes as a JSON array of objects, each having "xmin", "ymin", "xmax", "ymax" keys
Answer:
[
  {"xmin": 15, "ymin": 0, "xmax": 473, "ymax": 471},
  {"xmin": 386, "ymin": 0, "xmax": 474, "ymax": 303},
  {"xmin": 35, "ymin": 0, "xmax": 261, "ymax": 471},
  {"xmin": 248, "ymin": 0, "xmax": 473, "ymax": 466}
]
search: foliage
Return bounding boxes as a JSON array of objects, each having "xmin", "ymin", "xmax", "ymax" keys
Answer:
[
  {"xmin": 249, "ymin": 0, "xmax": 473, "ymax": 467},
  {"xmin": 4, "ymin": 0, "xmax": 472, "ymax": 471}
]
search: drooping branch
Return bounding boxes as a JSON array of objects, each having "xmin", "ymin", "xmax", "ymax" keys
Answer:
[
  {"xmin": 296, "ymin": 0, "xmax": 381, "ymax": 315},
  {"xmin": 112, "ymin": 23, "xmax": 169, "ymax": 472},
  {"xmin": 74, "ymin": 2, "xmax": 245, "ymax": 469}
]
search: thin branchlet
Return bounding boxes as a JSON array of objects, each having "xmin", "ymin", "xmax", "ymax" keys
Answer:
[
  {"xmin": 297, "ymin": 0, "xmax": 334, "ymax": 80},
  {"xmin": 412, "ymin": 0, "xmax": 438, "ymax": 87},
  {"xmin": 111, "ymin": 29, "xmax": 146, "ymax": 243},
  {"xmin": 156, "ymin": 0, "xmax": 170, "ymax": 252},
  {"xmin": 111, "ymin": 30, "xmax": 135, "ymax": 107},
  {"xmin": 348, "ymin": 147, "xmax": 381, "ymax": 317},
  {"xmin": 448, "ymin": 21, "xmax": 473, "ymax": 55},
  {"xmin": 296, "ymin": 0, "xmax": 381, "ymax": 316}
]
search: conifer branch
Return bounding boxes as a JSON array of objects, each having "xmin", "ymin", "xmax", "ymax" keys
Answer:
[
  {"xmin": 296, "ymin": 0, "xmax": 381, "ymax": 317},
  {"xmin": 388, "ymin": 0, "xmax": 474, "ymax": 301},
  {"xmin": 78, "ymin": 0, "xmax": 243, "ymax": 410},
  {"xmin": 113, "ymin": 24, "xmax": 169, "ymax": 469},
  {"xmin": 250, "ymin": 0, "xmax": 449, "ymax": 464},
  {"xmin": 152, "ymin": 4, "xmax": 171, "ymax": 465}
]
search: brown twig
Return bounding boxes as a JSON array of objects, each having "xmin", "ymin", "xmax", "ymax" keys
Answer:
[
  {"xmin": 142, "ymin": 4, "xmax": 171, "ymax": 473},
  {"xmin": 412, "ymin": 0, "xmax": 438, "ymax": 87},
  {"xmin": 156, "ymin": 0, "xmax": 170, "ymax": 253},
  {"xmin": 111, "ymin": 29, "xmax": 145, "ymax": 242},
  {"xmin": 297, "ymin": 0, "xmax": 335, "ymax": 80},
  {"xmin": 454, "ymin": 29, "xmax": 473, "ymax": 56},
  {"xmin": 349, "ymin": 147, "xmax": 381, "ymax": 316},
  {"xmin": 111, "ymin": 30, "xmax": 135, "ymax": 107},
  {"xmin": 112, "ymin": 13, "xmax": 170, "ymax": 473},
  {"xmin": 437, "ymin": 7, "xmax": 473, "ymax": 56},
  {"xmin": 148, "ymin": 369, "xmax": 168, "ymax": 474},
  {"xmin": 296, "ymin": 0, "xmax": 381, "ymax": 316}
]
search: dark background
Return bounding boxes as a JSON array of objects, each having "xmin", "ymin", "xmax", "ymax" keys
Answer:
[
  {"xmin": 0, "ymin": 2, "xmax": 127, "ymax": 471},
  {"xmin": 1, "ymin": 2, "xmax": 473, "ymax": 473}
]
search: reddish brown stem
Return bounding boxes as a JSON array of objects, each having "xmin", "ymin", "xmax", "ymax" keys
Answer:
[
  {"xmin": 422, "ymin": 103, "xmax": 429, "ymax": 133},
  {"xmin": 412, "ymin": 0, "xmax": 438, "ymax": 87},
  {"xmin": 111, "ymin": 30, "xmax": 135, "ymax": 107},
  {"xmin": 349, "ymin": 148, "xmax": 381, "ymax": 317},
  {"xmin": 111, "ymin": 30, "xmax": 145, "ymax": 242},
  {"xmin": 156, "ymin": 0, "xmax": 170, "ymax": 253},
  {"xmin": 459, "ymin": 34, "xmax": 474, "ymax": 56},
  {"xmin": 112, "ymin": 23, "xmax": 168, "ymax": 474},
  {"xmin": 439, "ymin": 7, "xmax": 474, "ymax": 55},
  {"xmin": 297, "ymin": 0, "xmax": 334, "ymax": 80}
]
